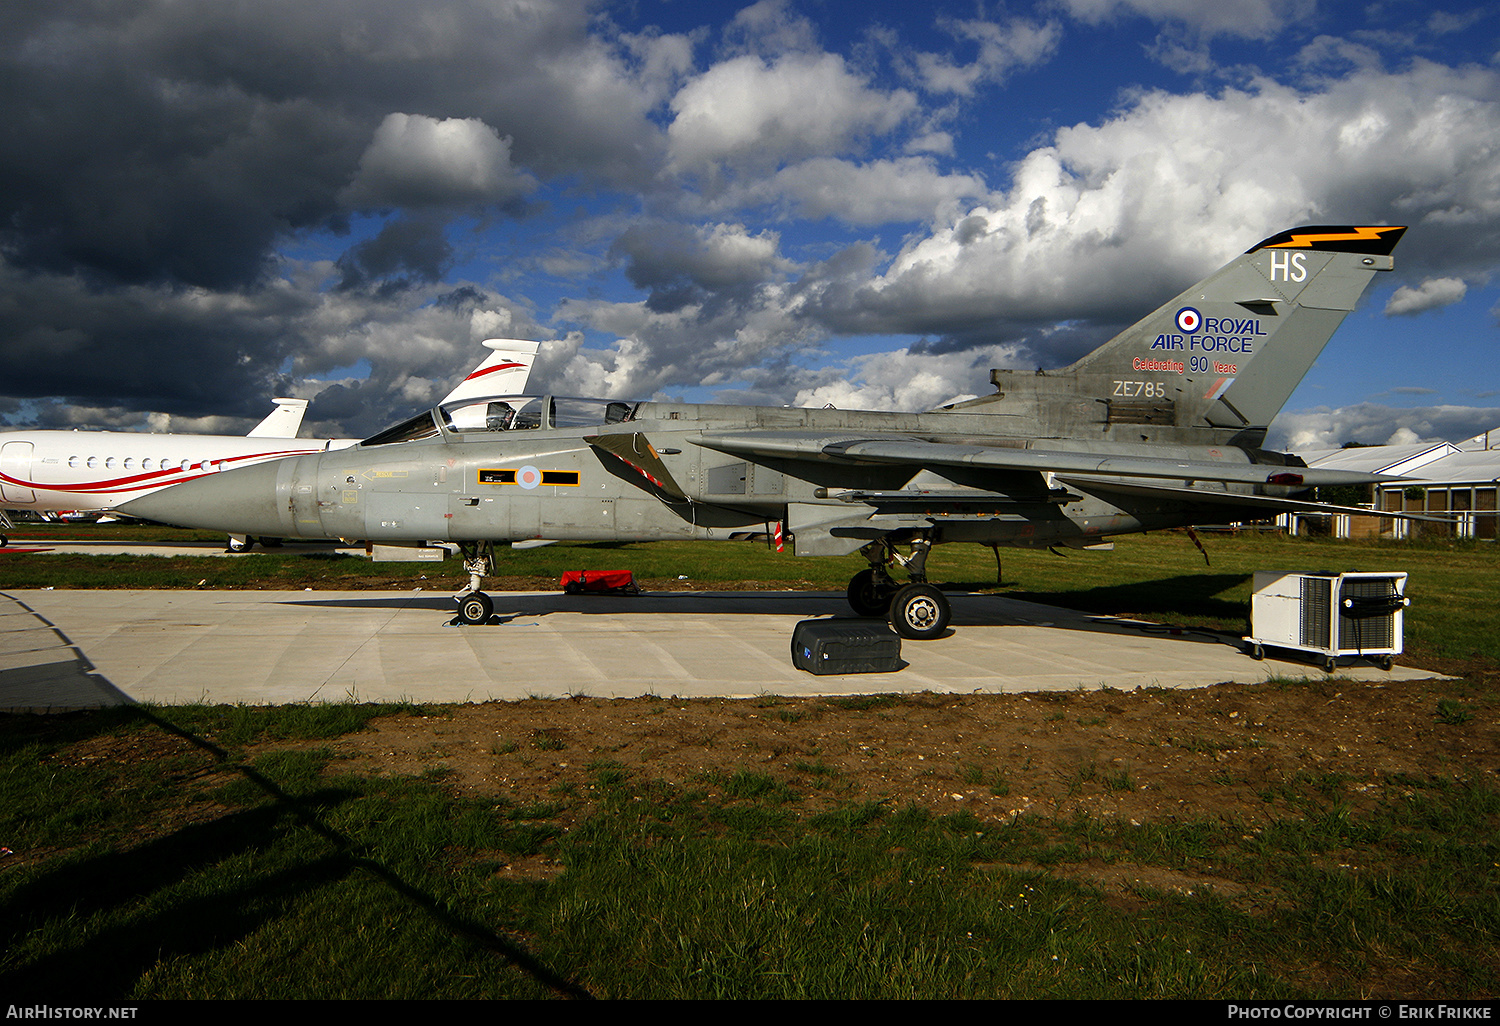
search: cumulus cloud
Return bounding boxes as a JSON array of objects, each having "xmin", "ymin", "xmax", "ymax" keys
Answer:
[
  {"xmin": 1270, "ymin": 403, "xmax": 1500, "ymax": 451},
  {"xmin": 1055, "ymin": 0, "xmax": 1316, "ymax": 40},
  {"xmin": 790, "ymin": 343, "xmax": 1027, "ymax": 412},
  {"xmin": 810, "ymin": 62, "xmax": 1500, "ymax": 357},
  {"xmin": 906, "ymin": 15, "xmax": 1063, "ymax": 96},
  {"xmin": 1385, "ymin": 277, "xmax": 1468, "ymax": 315},
  {"xmin": 341, "ymin": 114, "xmax": 537, "ymax": 210},
  {"xmin": 728, "ymin": 157, "xmax": 990, "ymax": 225},
  {"xmin": 667, "ymin": 52, "xmax": 917, "ymax": 173}
]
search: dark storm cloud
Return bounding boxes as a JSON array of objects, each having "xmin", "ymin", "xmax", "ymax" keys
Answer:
[
  {"xmin": 0, "ymin": 0, "xmax": 678, "ymax": 424},
  {"xmin": 0, "ymin": 0, "xmax": 662, "ymax": 291},
  {"xmin": 607, "ymin": 219, "xmax": 796, "ymax": 315},
  {"xmin": 0, "ymin": 263, "xmax": 307, "ymax": 417},
  {"xmin": 337, "ymin": 217, "xmax": 455, "ymax": 290}
]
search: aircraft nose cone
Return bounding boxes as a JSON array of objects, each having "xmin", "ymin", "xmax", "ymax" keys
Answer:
[{"xmin": 119, "ymin": 458, "xmax": 294, "ymax": 536}]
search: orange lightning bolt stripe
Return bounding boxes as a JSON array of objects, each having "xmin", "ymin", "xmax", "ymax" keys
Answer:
[{"xmin": 1261, "ymin": 226, "xmax": 1405, "ymax": 249}]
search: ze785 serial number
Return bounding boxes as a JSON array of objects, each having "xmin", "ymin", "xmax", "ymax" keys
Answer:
[{"xmin": 1111, "ymin": 380, "xmax": 1168, "ymax": 398}]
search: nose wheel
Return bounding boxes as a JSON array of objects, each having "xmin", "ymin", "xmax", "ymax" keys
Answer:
[
  {"xmin": 456, "ymin": 591, "xmax": 494, "ymax": 625},
  {"xmin": 452, "ymin": 541, "xmax": 497, "ymax": 625}
]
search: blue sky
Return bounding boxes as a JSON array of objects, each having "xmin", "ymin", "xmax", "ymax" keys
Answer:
[{"xmin": 1, "ymin": 0, "xmax": 1498, "ymax": 449}]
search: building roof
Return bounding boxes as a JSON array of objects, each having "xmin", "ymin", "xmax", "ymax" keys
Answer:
[{"xmin": 1305, "ymin": 438, "xmax": 1500, "ymax": 485}]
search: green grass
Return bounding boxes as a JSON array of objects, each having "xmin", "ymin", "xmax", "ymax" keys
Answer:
[{"xmin": 2, "ymin": 702, "xmax": 1496, "ymax": 998}]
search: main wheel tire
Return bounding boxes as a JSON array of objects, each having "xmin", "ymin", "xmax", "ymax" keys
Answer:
[
  {"xmin": 888, "ymin": 583, "xmax": 950, "ymax": 640},
  {"xmin": 456, "ymin": 592, "xmax": 494, "ymax": 625},
  {"xmin": 226, "ymin": 537, "xmax": 250, "ymax": 553},
  {"xmin": 847, "ymin": 569, "xmax": 894, "ymax": 617}
]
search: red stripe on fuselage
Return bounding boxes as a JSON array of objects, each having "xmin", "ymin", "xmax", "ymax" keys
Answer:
[{"xmin": 0, "ymin": 447, "xmax": 321, "ymax": 497}]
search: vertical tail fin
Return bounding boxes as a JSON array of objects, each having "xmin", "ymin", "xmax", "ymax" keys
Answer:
[
  {"xmin": 958, "ymin": 226, "xmax": 1407, "ymax": 447},
  {"xmin": 247, "ymin": 398, "xmax": 309, "ymax": 438},
  {"xmin": 441, "ymin": 339, "xmax": 542, "ymax": 404}
]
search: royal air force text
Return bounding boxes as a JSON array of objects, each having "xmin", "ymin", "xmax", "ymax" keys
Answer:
[{"xmin": 1152, "ymin": 317, "xmax": 1266, "ymax": 356}]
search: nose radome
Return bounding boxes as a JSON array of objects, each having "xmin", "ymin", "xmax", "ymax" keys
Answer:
[{"xmin": 118, "ymin": 458, "xmax": 292, "ymax": 536}]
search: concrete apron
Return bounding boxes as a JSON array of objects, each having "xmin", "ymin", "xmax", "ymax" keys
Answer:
[{"xmin": 0, "ymin": 589, "xmax": 1444, "ymax": 712}]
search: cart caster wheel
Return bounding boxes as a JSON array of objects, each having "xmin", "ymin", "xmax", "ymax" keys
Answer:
[
  {"xmin": 1379, "ymin": 656, "xmax": 1394, "ymax": 671},
  {"xmin": 456, "ymin": 592, "xmax": 493, "ymax": 625},
  {"xmin": 1249, "ymin": 644, "xmax": 1264, "ymax": 661},
  {"xmin": 1323, "ymin": 656, "xmax": 1336, "ymax": 673}
]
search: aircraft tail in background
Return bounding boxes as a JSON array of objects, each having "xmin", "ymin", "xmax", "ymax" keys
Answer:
[
  {"xmin": 246, "ymin": 398, "xmax": 310, "ymax": 438},
  {"xmin": 441, "ymin": 339, "xmax": 543, "ymax": 404}
]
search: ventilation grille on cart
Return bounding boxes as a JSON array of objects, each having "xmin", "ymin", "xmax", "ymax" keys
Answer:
[{"xmin": 1299, "ymin": 576, "xmax": 1331, "ymax": 648}]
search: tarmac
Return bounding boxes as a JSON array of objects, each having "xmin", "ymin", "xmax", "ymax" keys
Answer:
[{"xmin": 0, "ymin": 586, "xmax": 1443, "ymax": 712}]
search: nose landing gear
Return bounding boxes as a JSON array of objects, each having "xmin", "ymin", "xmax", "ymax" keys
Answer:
[{"xmin": 453, "ymin": 542, "xmax": 496, "ymax": 624}]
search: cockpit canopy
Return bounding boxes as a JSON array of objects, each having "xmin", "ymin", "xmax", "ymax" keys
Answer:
[{"xmin": 360, "ymin": 395, "xmax": 638, "ymax": 447}]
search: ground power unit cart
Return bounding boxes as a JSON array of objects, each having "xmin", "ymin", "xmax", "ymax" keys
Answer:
[{"xmin": 1244, "ymin": 571, "xmax": 1408, "ymax": 672}]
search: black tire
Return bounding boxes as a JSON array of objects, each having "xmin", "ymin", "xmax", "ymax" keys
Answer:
[
  {"xmin": 1379, "ymin": 655, "xmax": 1394, "ymax": 671},
  {"xmin": 1323, "ymin": 656, "xmax": 1336, "ymax": 673},
  {"xmin": 847, "ymin": 569, "xmax": 893, "ymax": 617},
  {"xmin": 1249, "ymin": 644, "xmax": 1265, "ymax": 661},
  {"xmin": 226, "ymin": 537, "xmax": 250, "ymax": 553},
  {"xmin": 888, "ymin": 583, "xmax": 950, "ymax": 640},
  {"xmin": 456, "ymin": 592, "xmax": 493, "ymax": 625},
  {"xmin": 258, "ymin": 537, "xmax": 284, "ymax": 548}
]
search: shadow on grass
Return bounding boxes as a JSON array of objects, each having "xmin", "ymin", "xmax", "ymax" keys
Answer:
[{"xmin": 0, "ymin": 707, "xmax": 594, "ymax": 1000}]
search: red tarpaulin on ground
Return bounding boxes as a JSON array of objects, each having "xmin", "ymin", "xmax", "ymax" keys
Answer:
[{"xmin": 559, "ymin": 570, "xmax": 640, "ymax": 595}]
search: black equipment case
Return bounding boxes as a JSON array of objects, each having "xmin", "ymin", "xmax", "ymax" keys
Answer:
[{"xmin": 791, "ymin": 619, "xmax": 903, "ymax": 675}]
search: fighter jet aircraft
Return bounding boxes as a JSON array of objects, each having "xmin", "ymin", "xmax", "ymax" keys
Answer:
[{"xmin": 122, "ymin": 226, "xmax": 1408, "ymax": 638}]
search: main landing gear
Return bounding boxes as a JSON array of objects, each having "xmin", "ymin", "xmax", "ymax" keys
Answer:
[
  {"xmin": 846, "ymin": 535, "xmax": 951, "ymax": 641},
  {"xmin": 453, "ymin": 541, "xmax": 496, "ymax": 624}
]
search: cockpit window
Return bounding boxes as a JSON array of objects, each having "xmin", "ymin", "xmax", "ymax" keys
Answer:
[
  {"xmin": 361, "ymin": 410, "xmax": 441, "ymax": 447},
  {"xmin": 364, "ymin": 395, "xmax": 642, "ymax": 445},
  {"xmin": 447, "ymin": 396, "xmax": 547, "ymax": 432},
  {"xmin": 440, "ymin": 395, "xmax": 639, "ymax": 435},
  {"xmin": 553, "ymin": 397, "xmax": 636, "ymax": 428}
]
